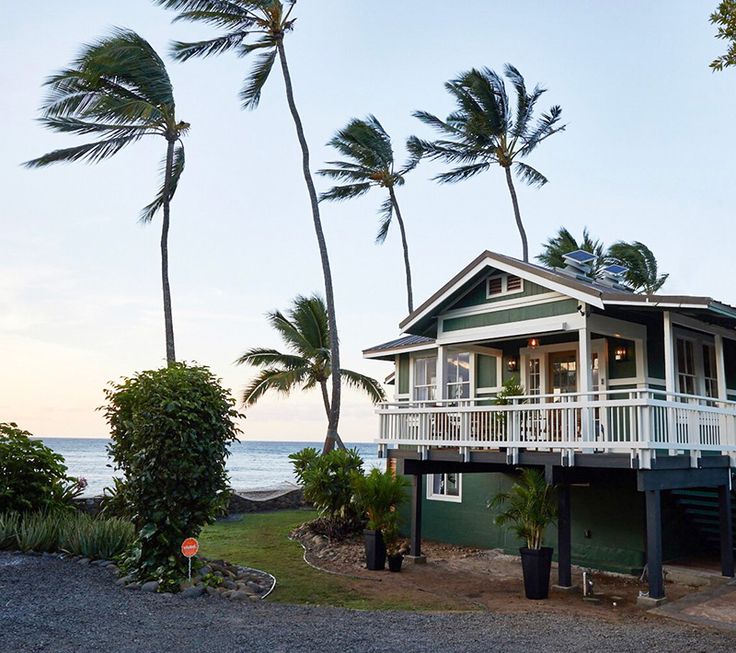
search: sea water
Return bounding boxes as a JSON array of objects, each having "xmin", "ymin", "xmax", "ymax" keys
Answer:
[{"xmin": 40, "ymin": 438, "xmax": 384, "ymax": 497}]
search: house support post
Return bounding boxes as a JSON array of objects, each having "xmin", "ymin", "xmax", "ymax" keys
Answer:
[
  {"xmin": 663, "ymin": 312, "xmax": 677, "ymax": 455},
  {"xmin": 556, "ymin": 482, "xmax": 574, "ymax": 589},
  {"xmin": 639, "ymin": 488, "xmax": 666, "ymax": 606},
  {"xmin": 407, "ymin": 473, "xmax": 426, "ymax": 564},
  {"xmin": 578, "ymin": 313, "xmax": 593, "ymax": 445},
  {"xmin": 719, "ymin": 484, "xmax": 734, "ymax": 578}
]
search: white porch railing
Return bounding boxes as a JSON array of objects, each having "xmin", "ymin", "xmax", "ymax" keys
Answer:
[{"xmin": 376, "ymin": 389, "xmax": 736, "ymax": 468}]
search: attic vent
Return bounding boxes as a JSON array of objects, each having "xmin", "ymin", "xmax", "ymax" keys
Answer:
[
  {"xmin": 559, "ymin": 249, "xmax": 597, "ymax": 280},
  {"xmin": 507, "ymin": 275, "xmax": 522, "ymax": 291},
  {"xmin": 488, "ymin": 277, "xmax": 503, "ymax": 295},
  {"xmin": 595, "ymin": 264, "xmax": 632, "ymax": 291}
]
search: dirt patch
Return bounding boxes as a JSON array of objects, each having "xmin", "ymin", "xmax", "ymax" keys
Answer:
[{"xmin": 292, "ymin": 524, "xmax": 705, "ymax": 620}]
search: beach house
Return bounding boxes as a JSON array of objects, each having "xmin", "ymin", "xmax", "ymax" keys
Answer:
[{"xmin": 363, "ymin": 249, "xmax": 736, "ymax": 601}]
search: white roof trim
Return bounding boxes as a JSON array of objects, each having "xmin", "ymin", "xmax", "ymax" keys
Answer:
[
  {"xmin": 401, "ymin": 253, "xmax": 604, "ymax": 333},
  {"xmin": 363, "ymin": 342, "xmax": 437, "ymax": 359}
]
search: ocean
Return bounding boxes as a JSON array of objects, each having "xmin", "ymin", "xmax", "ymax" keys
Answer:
[{"xmin": 40, "ymin": 438, "xmax": 384, "ymax": 497}]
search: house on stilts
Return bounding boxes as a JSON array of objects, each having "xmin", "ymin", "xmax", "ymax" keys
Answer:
[{"xmin": 363, "ymin": 249, "xmax": 736, "ymax": 604}]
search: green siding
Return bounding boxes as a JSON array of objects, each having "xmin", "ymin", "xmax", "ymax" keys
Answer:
[
  {"xmin": 607, "ymin": 338, "xmax": 637, "ymax": 379},
  {"xmin": 398, "ymin": 354, "xmax": 410, "ymax": 395},
  {"xmin": 452, "ymin": 277, "xmax": 551, "ymax": 309},
  {"xmin": 400, "ymin": 471, "xmax": 646, "ymax": 574},
  {"xmin": 443, "ymin": 299, "xmax": 578, "ymax": 333},
  {"xmin": 476, "ymin": 354, "xmax": 497, "ymax": 389}
]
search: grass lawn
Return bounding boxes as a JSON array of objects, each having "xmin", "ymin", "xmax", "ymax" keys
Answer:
[{"xmin": 199, "ymin": 510, "xmax": 465, "ymax": 611}]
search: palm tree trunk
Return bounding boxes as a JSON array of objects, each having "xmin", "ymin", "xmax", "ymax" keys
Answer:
[
  {"xmin": 388, "ymin": 186, "xmax": 414, "ymax": 314},
  {"xmin": 161, "ymin": 138, "xmax": 176, "ymax": 365},
  {"xmin": 319, "ymin": 379, "xmax": 345, "ymax": 450},
  {"xmin": 275, "ymin": 40, "xmax": 341, "ymax": 454},
  {"xmin": 503, "ymin": 166, "xmax": 529, "ymax": 263}
]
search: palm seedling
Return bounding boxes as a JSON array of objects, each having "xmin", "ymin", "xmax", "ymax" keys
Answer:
[
  {"xmin": 408, "ymin": 65, "xmax": 565, "ymax": 262},
  {"xmin": 25, "ymin": 29, "xmax": 188, "ymax": 364}
]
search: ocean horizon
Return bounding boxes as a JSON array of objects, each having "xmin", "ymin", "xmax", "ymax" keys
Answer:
[{"xmin": 40, "ymin": 438, "xmax": 384, "ymax": 497}]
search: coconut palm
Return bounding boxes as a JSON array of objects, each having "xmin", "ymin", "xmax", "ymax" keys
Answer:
[
  {"xmin": 319, "ymin": 116, "xmax": 416, "ymax": 313},
  {"xmin": 25, "ymin": 29, "xmax": 188, "ymax": 365},
  {"xmin": 236, "ymin": 294, "xmax": 385, "ymax": 449},
  {"xmin": 710, "ymin": 1, "xmax": 736, "ymax": 70},
  {"xmin": 408, "ymin": 65, "xmax": 565, "ymax": 262},
  {"xmin": 536, "ymin": 227, "xmax": 668, "ymax": 294},
  {"xmin": 156, "ymin": 0, "xmax": 343, "ymax": 452}
]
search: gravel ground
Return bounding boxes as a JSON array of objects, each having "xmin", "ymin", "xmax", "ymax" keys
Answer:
[{"xmin": 2, "ymin": 552, "xmax": 735, "ymax": 653}]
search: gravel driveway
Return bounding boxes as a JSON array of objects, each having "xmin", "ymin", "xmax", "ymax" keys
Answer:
[{"xmin": 2, "ymin": 552, "xmax": 735, "ymax": 653}]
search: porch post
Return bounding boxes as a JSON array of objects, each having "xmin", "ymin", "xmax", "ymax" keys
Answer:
[
  {"xmin": 409, "ymin": 473, "xmax": 425, "ymax": 562},
  {"xmin": 643, "ymin": 488, "xmax": 665, "ymax": 602},
  {"xmin": 557, "ymin": 482, "xmax": 573, "ymax": 588},
  {"xmin": 714, "ymin": 335, "xmax": 728, "ymax": 402},
  {"xmin": 663, "ymin": 312, "xmax": 677, "ymax": 455},
  {"xmin": 436, "ymin": 345, "xmax": 446, "ymax": 401},
  {"xmin": 578, "ymin": 310, "xmax": 593, "ymax": 442},
  {"xmin": 718, "ymin": 484, "xmax": 734, "ymax": 578}
]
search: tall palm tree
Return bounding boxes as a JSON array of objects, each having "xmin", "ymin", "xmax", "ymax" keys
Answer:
[
  {"xmin": 25, "ymin": 29, "xmax": 188, "ymax": 365},
  {"xmin": 237, "ymin": 294, "xmax": 385, "ymax": 446},
  {"xmin": 536, "ymin": 227, "xmax": 668, "ymax": 294},
  {"xmin": 408, "ymin": 65, "xmax": 565, "ymax": 262},
  {"xmin": 155, "ymin": 0, "xmax": 343, "ymax": 453},
  {"xmin": 319, "ymin": 116, "xmax": 416, "ymax": 313}
]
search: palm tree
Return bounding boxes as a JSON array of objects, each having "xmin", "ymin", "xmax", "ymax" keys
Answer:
[
  {"xmin": 25, "ymin": 29, "xmax": 188, "ymax": 365},
  {"xmin": 407, "ymin": 65, "xmax": 565, "ymax": 262},
  {"xmin": 536, "ymin": 227, "xmax": 669, "ymax": 294},
  {"xmin": 236, "ymin": 294, "xmax": 385, "ymax": 448},
  {"xmin": 319, "ymin": 116, "xmax": 416, "ymax": 313},
  {"xmin": 156, "ymin": 0, "xmax": 343, "ymax": 453}
]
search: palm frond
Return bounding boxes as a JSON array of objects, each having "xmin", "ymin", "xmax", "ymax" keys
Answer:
[
  {"xmin": 239, "ymin": 42, "xmax": 277, "ymax": 109},
  {"xmin": 24, "ymin": 136, "xmax": 140, "ymax": 167},
  {"xmin": 318, "ymin": 183, "xmax": 371, "ymax": 203},
  {"xmin": 241, "ymin": 367, "xmax": 308, "ymax": 406},
  {"xmin": 514, "ymin": 161, "xmax": 548, "ymax": 188},
  {"xmin": 235, "ymin": 347, "xmax": 307, "ymax": 370},
  {"xmin": 375, "ymin": 196, "xmax": 393, "ymax": 244},
  {"xmin": 340, "ymin": 368, "xmax": 386, "ymax": 404},
  {"xmin": 139, "ymin": 142, "xmax": 186, "ymax": 222},
  {"xmin": 171, "ymin": 33, "xmax": 250, "ymax": 60},
  {"xmin": 433, "ymin": 161, "xmax": 491, "ymax": 184}
]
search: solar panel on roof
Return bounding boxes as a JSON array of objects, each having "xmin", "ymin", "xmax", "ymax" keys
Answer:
[
  {"xmin": 563, "ymin": 249, "xmax": 597, "ymax": 264},
  {"xmin": 602, "ymin": 264, "xmax": 628, "ymax": 276}
]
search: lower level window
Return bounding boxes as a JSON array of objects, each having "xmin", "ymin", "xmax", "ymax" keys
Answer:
[{"xmin": 427, "ymin": 473, "xmax": 462, "ymax": 502}]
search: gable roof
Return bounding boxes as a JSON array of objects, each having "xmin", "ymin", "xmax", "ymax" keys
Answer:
[{"xmin": 398, "ymin": 250, "xmax": 736, "ymax": 337}]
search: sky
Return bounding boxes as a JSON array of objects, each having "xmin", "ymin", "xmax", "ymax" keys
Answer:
[{"xmin": 2, "ymin": 1, "xmax": 735, "ymax": 441}]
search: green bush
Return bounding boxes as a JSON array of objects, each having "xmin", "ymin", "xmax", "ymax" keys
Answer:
[
  {"xmin": 291, "ymin": 447, "xmax": 364, "ymax": 522},
  {"xmin": 99, "ymin": 477, "xmax": 133, "ymax": 519},
  {"xmin": 16, "ymin": 512, "xmax": 64, "ymax": 552},
  {"xmin": 0, "ymin": 422, "xmax": 82, "ymax": 513},
  {"xmin": 0, "ymin": 512, "xmax": 21, "ymax": 548},
  {"xmin": 102, "ymin": 362, "xmax": 242, "ymax": 590},
  {"xmin": 351, "ymin": 468, "xmax": 409, "ymax": 531}
]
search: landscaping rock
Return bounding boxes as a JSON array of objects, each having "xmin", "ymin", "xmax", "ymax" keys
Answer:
[
  {"xmin": 229, "ymin": 590, "xmax": 251, "ymax": 601},
  {"xmin": 181, "ymin": 586, "xmax": 205, "ymax": 599},
  {"xmin": 124, "ymin": 582, "xmax": 141, "ymax": 590},
  {"xmin": 223, "ymin": 580, "xmax": 237, "ymax": 590},
  {"xmin": 78, "ymin": 558, "xmax": 91, "ymax": 565},
  {"xmin": 199, "ymin": 565, "xmax": 212, "ymax": 576},
  {"xmin": 141, "ymin": 581, "xmax": 160, "ymax": 593}
]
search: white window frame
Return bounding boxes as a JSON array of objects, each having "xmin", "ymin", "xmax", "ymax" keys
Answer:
[
  {"xmin": 486, "ymin": 273, "xmax": 525, "ymax": 299},
  {"xmin": 427, "ymin": 473, "xmax": 462, "ymax": 503},
  {"xmin": 673, "ymin": 329, "xmax": 717, "ymax": 398},
  {"xmin": 445, "ymin": 350, "xmax": 472, "ymax": 400},
  {"xmin": 412, "ymin": 354, "xmax": 438, "ymax": 401}
]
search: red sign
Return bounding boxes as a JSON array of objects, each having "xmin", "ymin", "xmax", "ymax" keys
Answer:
[{"xmin": 181, "ymin": 538, "xmax": 199, "ymax": 558}]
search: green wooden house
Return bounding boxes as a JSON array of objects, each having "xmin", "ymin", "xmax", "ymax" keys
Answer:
[{"xmin": 363, "ymin": 249, "xmax": 736, "ymax": 603}]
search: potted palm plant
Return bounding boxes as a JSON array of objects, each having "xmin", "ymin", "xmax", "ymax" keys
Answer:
[
  {"xmin": 488, "ymin": 468, "xmax": 557, "ymax": 599},
  {"xmin": 351, "ymin": 468, "xmax": 409, "ymax": 571},
  {"xmin": 382, "ymin": 514, "xmax": 408, "ymax": 572}
]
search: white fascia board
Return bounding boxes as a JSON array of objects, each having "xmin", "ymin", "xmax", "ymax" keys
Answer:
[
  {"xmin": 603, "ymin": 299, "xmax": 709, "ymax": 309},
  {"xmin": 436, "ymin": 313, "xmax": 585, "ymax": 346},
  {"xmin": 587, "ymin": 314, "xmax": 647, "ymax": 341},
  {"xmin": 401, "ymin": 255, "xmax": 604, "ymax": 333},
  {"xmin": 363, "ymin": 342, "xmax": 437, "ymax": 359}
]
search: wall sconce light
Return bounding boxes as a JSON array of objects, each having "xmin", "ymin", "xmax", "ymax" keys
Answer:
[
  {"xmin": 507, "ymin": 357, "xmax": 518, "ymax": 372},
  {"xmin": 528, "ymin": 337, "xmax": 540, "ymax": 349},
  {"xmin": 614, "ymin": 345, "xmax": 628, "ymax": 361}
]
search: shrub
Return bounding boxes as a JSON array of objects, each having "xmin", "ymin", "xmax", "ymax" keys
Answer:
[
  {"xmin": 0, "ymin": 512, "xmax": 21, "ymax": 549},
  {"xmin": 292, "ymin": 447, "xmax": 364, "ymax": 521},
  {"xmin": 101, "ymin": 362, "xmax": 242, "ymax": 590},
  {"xmin": 0, "ymin": 422, "xmax": 81, "ymax": 513},
  {"xmin": 16, "ymin": 512, "xmax": 64, "ymax": 552},
  {"xmin": 99, "ymin": 477, "xmax": 133, "ymax": 519},
  {"xmin": 351, "ymin": 468, "xmax": 409, "ymax": 531}
]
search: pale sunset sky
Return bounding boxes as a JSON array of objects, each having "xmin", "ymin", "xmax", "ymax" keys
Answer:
[{"xmin": 2, "ymin": 1, "xmax": 735, "ymax": 441}]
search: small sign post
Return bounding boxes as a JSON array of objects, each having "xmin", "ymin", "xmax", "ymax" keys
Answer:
[{"xmin": 181, "ymin": 537, "xmax": 199, "ymax": 582}]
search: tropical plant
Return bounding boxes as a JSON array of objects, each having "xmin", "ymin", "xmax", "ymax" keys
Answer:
[
  {"xmin": 494, "ymin": 377, "xmax": 525, "ymax": 406},
  {"xmin": 292, "ymin": 447, "xmax": 364, "ymax": 525},
  {"xmin": 99, "ymin": 477, "xmax": 133, "ymax": 519},
  {"xmin": 25, "ymin": 29, "xmax": 189, "ymax": 365},
  {"xmin": 536, "ymin": 227, "xmax": 668, "ymax": 293},
  {"xmin": 101, "ymin": 362, "xmax": 242, "ymax": 590},
  {"xmin": 711, "ymin": 1, "xmax": 736, "ymax": 70},
  {"xmin": 156, "ymin": 0, "xmax": 343, "ymax": 452},
  {"xmin": 488, "ymin": 468, "xmax": 556, "ymax": 550},
  {"xmin": 0, "ymin": 422, "xmax": 81, "ymax": 513},
  {"xmin": 408, "ymin": 65, "xmax": 565, "ymax": 262},
  {"xmin": 0, "ymin": 512, "xmax": 21, "ymax": 549},
  {"xmin": 236, "ymin": 294, "xmax": 386, "ymax": 450},
  {"xmin": 351, "ymin": 468, "xmax": 409, "ymax": 531},
  {"xmin": 319, "ymin": 116, "xmax": 417, "ymax": 313},
  {"xmin": 288, "ymin": 447, "xmax": 320, "ymax": 485}
]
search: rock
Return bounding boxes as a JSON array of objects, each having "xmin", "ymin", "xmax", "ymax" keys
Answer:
[
  {"xmin": 205, "ymin": 586, "xmax": 219, "ymax": 596},
  {"xmin": 180, "ymin": 586, "xmax": 205, "ymax": 599},
  {"xmin": 115, "ymin": 576, "xmax": 133, "ymax": 586},
  {"xmin": 78, "ymin": 558, "xmax": 91, "ymax": 565},
  {"xmin": 124, "ymin": 582, "xmax": 141, "ymax": 590},
  {"xmin": 223, "ymin": 580, "xmax": 237, "ymax": 590},
  {"xmin": 141, "ymin": 581, "xmax": 159, "ymax": 593},
  {"xmin": 229, "ymin": 591, "xmax": 251, "ymax": 601},
  {"xmin": 246, "ymin": 581, "xmax": 262, "ymax": 593},
  {"xmin": 199, "ymin": 565, "xmax": 212, "ymax": 576}
]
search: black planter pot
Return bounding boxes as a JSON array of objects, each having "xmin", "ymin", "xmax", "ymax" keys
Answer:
[
  {"xmin": 387, "ymin": 554, "xmax": 403, "ymax": 573},
  {"xmin": 520, "ymin": 546, "xmax": 553, "ymax": 600},
  {"xmin": 364, "ymin": 529, "xmax": 386, "ymax": 571}
]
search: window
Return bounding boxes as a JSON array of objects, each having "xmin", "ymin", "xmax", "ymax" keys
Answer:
[
  {"xmin": 445, "ymin": 352, "xmax": 471, "ymax": 399},
  {"xmin": 427, "ymin": 473, "xmax": 462, "ymax": 502},
  {"xmin": 486, "ymin": 273, "xmax": 524, "ymax": 298},
  {"xmin": 703, "ymin": 343, "xmax": 718, "ymax": 399},
  {"xmin": 676, "ymin": 338, "xmax": 696, "ymax": 395},
  {"xmin": 528, "ymin": 358, "xmax": 541, "ymax": 396},
  {"xmin": 413, "ymin": 356, "xmax": 437, "ymax": 401}
]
